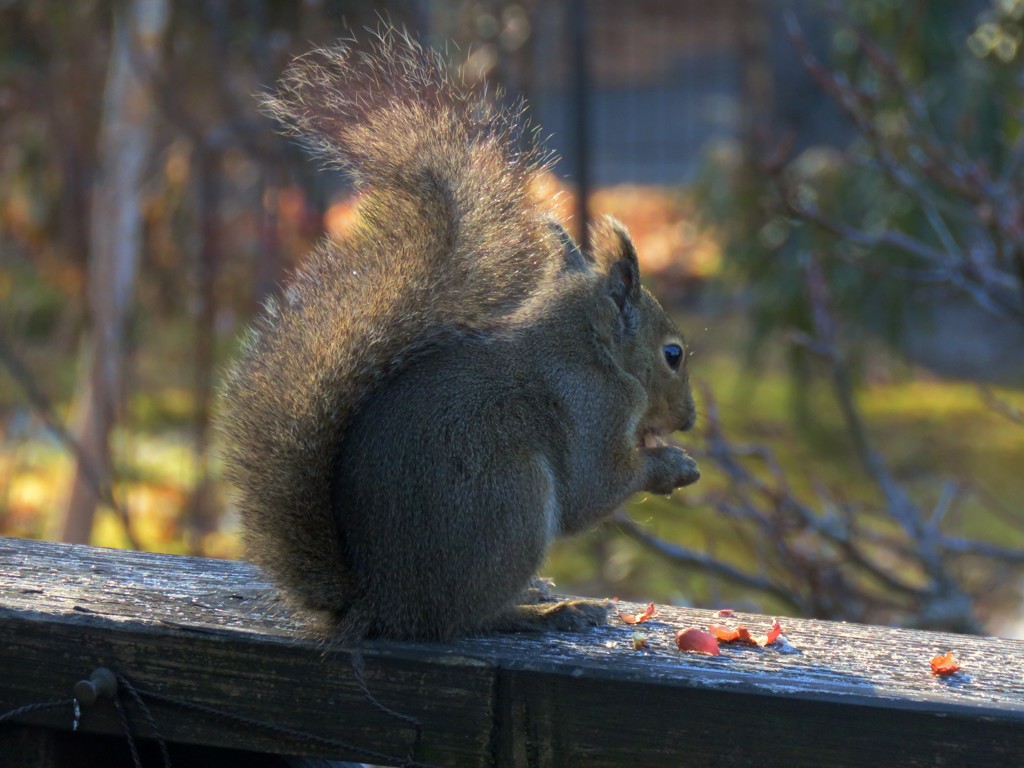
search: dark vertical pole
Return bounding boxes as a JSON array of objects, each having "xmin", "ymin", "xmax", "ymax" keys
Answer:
[
  {"xmin": 252, "ymin": 0, "xmax": 284, "ymax": 306},
  {"xmin": 188, "ymin": 143, "xmax": 221, "ymax": 554},
  {"xmin": 570, "ymin": 0, "xmax": 592, "ymax": 254},
  {"xmin": 736, "ymin": 0, "xmax": 774, "ymax": 148},
  {"xmin": 187, "ymin": 0, "xmax": 229, "ymax": 553}
]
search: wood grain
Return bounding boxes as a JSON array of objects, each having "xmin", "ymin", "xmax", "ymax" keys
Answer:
[{"xmin": 2, "ymin": 536, "xmax": 1023, "ymax": 766}]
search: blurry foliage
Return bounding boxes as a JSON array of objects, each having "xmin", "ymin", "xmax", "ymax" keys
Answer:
[
  {"xmin": 969, "ymin": 0, "xmax": 1024, "ymax": 62},
  {"xmin": 666, "ymin": 0, "xmax": 1024, "ymax": 633},
  {"xmin": 0, "ymin": 1, "xmax": 399, "ymax": 550},
  {"xmin": 699, "ymin": 0, "xmax": 1024, "ymax": 382}
]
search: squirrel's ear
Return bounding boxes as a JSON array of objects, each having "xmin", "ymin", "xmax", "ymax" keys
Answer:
[
  {"xmin": 548, "ymin": 220, "xmax": 589, "ymax": 272},
  {"xmin": 590, "ymin": 217, "xmax": 641, "ymax": 312}
]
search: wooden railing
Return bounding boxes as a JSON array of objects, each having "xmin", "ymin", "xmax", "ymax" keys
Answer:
[{"xmin": 2, "ymin": 536, "xmax": 1023, "ymax": 766}]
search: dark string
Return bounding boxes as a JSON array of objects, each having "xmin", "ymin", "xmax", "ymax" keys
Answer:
[
  {"xmin": 351, "ymin": 650, "xmax": 423, "ymax": 768},
  {"xmin": 0, "ymin": 698, "xmax": 74, "ymax": 724},
  {"xmin": 116, "ymin": 673, "xmax": 172, "ymax": 768},
  {"xmin": 125, "ymin": 678, "xmax": 438, "ymax": 768},
  {"xmin": 112, "ymin": 696, "xmax": 143, "ymax": 768}
]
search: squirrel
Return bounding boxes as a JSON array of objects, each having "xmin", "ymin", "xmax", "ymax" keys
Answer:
[{"xmin": 219, "ymin": 31, "xmax": 700, "ymax": 642}]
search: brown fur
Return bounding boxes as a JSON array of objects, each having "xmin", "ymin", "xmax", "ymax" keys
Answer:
[{"xmin": 219, "ymin": 31, "xmax": 698, "ymax": 642}]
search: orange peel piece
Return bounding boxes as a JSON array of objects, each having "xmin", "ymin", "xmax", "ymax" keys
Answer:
[
  {"xmin": 675, "ymin": 627, "xmax": 721, "ymax": 656},
  {"xmin": 930, "ymin": 651, "xmax": 960, "ymax": 676},
  {"xmin": 708, "ymin": 618, "xmax": 786, "ymax": 647},
  {"xmin": 619, "ymin": 601, "xmax": 657, "ymax": 625}
]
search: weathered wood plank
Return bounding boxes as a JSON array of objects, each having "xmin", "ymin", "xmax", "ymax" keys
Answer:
[{"xmin": 2, "ymin": 536, "xmax": 1024, "ymax": 767}]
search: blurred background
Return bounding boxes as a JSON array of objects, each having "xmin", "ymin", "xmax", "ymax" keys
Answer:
[{"xmin": 1, "ymin": 0, "xmax": 1022, "ymax": 635}]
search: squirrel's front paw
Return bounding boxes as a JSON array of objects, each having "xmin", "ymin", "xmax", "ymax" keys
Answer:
[{"xmin": 642, "ymin": 445, "xmax": 700, "ymax": 496}]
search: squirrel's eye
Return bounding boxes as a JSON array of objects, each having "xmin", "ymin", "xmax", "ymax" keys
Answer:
[{"xmin": 663, "ymin": 343, "xmax": 683, "ymax": 372}]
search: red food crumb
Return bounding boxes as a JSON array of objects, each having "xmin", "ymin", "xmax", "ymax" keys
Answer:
[
  {"xmin": 675, "ymin": 628, "xmax": 721, "ymax": 655},
  {"xmin": 708, "ymin": 623, "xmax": 754, "ymax": 644},
  {"xmin": 716, "ymin": 609, "xmax": 735, "ymax": 618},
  {"xmin": 708, "ymin": 624, "xmax": 744, "ymax": 643},
  {"xmin": 930, "ymin": 651, "xmax": 961, "ymax": 676},
  {"xmin": 619, "ymin": 601, "xmax": 657, "ymax": 625},
  {"xmin": 708, "ymin": 619, "xmax": 786, "ymax": 647}
]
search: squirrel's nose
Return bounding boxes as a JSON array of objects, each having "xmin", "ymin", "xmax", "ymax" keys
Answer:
[{"xmin": 679, "ymin": 407, "xmax": 697, "ymax": 433}]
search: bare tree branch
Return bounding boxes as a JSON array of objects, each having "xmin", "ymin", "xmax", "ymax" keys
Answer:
[
  {"xmin": 610, "ymin": 513, "xmax": 806, "ymax": 613},
  {"xmin": 979, "ymin": 386, "xmax": 1024, "ymax": 425}
]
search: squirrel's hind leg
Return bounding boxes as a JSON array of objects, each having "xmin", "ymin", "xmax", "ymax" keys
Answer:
[{"xmin": 481, "ymin": 599, "xmax": 611, "ymax": 634}]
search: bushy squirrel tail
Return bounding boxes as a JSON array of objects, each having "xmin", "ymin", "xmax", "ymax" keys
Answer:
[{"xmin": 219, "ymin": 30, "xmax": 559, "ymax": 624}]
